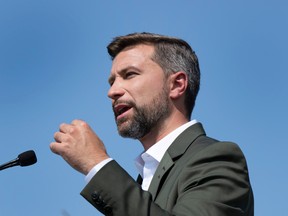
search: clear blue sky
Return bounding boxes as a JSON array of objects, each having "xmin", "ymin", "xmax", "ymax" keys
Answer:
[{"xmin": 0, "ymin": 1, "xmax": 287, "ymax": 215}]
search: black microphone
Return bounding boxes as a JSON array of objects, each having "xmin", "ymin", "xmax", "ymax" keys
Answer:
[{"xmin": 0, "ymin": 150, "xmax": 37, "ymax": 171}]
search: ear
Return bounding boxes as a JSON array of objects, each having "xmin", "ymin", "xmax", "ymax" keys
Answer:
[{"xmin": 169, "ymin": 71, "xmax": 188, "ymax": 99}]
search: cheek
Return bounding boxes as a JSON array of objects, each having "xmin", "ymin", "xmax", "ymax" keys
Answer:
[
  {"xmin": 134, "ymin": 85, "xmax": 166, "ymax": 105},
  {"xmin": 127, "ymin": 73, "xmax": 166, "ymax": 102}
]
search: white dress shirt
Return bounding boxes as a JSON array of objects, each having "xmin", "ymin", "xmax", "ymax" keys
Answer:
[
  {"xmin": 85, "ymin": 120, "xmax": 197, "ymax": 189},
  {"xmin": 134, "ymin": 120, "xmax": 197, "ymax": 190}
]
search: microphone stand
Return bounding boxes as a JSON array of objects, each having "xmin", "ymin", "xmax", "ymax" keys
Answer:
[{"xmin": 0, "ymin": 158, "xmax": 19, "ymax": 171}]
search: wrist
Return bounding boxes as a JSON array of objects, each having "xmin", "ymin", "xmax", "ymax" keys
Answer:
[{"xmin": 85, "ymin": 158, "xmax": 114, "ymax": 183}]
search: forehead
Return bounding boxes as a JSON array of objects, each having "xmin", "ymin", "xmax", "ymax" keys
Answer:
[{"xmin": 110, "ymin": 44, "xmax": 155, "ymax": 72}]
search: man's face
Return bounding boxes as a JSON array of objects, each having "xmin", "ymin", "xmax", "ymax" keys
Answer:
[{"xmin": 108, "ymin": 44, "xmax": 171, "ymax": 139}]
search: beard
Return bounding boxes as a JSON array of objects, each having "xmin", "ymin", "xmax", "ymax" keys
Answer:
[{"xmin": 115, "ymin": 87, "xmax": 171, "ymax": 139}]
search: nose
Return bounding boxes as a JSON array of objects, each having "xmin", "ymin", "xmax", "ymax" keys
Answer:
[{"xmin": 107, "ymin": 80, "xmax": 125, "ymax": 100}]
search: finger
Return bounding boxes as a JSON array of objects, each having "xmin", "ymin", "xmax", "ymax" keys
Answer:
[
  {"xmin": 54, "ymin": 131, "xmax": 70, "ymax": 143},
  {"xmin": 54, "ymin": 131, "xmax": 61, "ymax": 142},
  {"xmin": 50, "ymin": 142, "xmax": 61, "ymax": 155},
  {"xmin": 71, "ymin": 119, "xmax": 87, "ymax": 126},
  {"xmin": 59, "ymin": 123, "xmax": 73, "ymax": 133},
  {"xmin": 71, "ymin": 119, "xmax": 82, "ymax": 125}
]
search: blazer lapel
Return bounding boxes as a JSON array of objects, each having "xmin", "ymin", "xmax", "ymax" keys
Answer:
[
  {"xmin": 147, "ymin": 152, "xmax": 174, "ymax": 200},
  {"xmin": 148, "ymin": 123, "xmax": 206, "ymax": 200}
]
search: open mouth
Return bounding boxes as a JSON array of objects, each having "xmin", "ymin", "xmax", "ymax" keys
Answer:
[{"xmin": 114, "ymin": 104, "xmax": 132, "ymax": 118}]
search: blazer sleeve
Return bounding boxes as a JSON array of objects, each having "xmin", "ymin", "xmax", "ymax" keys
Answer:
[
  {"xmin": 80, "ymin": 160, "xmax": 169, "ymax": 216},
  {"xmin": 80, "ymin": 141, "xmax": 253, "ymax": 216}
]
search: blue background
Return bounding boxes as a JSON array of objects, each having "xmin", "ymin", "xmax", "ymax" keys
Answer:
[{"xmin": 0, "ymin": 1, "xmax": 287, "ymax": 215}]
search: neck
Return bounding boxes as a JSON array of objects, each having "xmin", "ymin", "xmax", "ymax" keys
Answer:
[{"xmin": 139, "ymin": 112, "xmax": 189, "ymax": 151}]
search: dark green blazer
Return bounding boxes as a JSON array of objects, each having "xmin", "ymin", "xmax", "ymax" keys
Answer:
[{"xmin": 81, "ymin": 123, "xmax": 254, "ymax": 215}]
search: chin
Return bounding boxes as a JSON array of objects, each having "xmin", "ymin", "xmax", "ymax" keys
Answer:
[{"xmin": 117, "ymin": 118, "xmax": 130, "ymax": 130}]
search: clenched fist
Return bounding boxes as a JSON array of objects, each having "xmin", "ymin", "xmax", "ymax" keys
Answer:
[{"xmin": 50, "ymin": 119, "xmax": 109, "ymax": 175}]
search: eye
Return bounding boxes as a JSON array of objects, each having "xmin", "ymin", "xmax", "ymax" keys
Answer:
[
  {"xmin": 108, "ymin": 78, "xmax": 115, "ymax": 86},
  {"xmin": 124, "ymin": 71, "xmax": 138, "ymax": 79}
]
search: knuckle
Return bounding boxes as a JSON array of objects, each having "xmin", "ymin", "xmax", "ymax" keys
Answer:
[
  {"xmin": 80, "ymin": 121, "xmax": 89, "ymax": 128},
  {"xmin": 69, "ymin": 127, "xmax": 75, "ymax": 134},
  {"xmin": 71, "ymin": 119, "xmax": 81, "ymax": 124},
  {"xmin": 59, "ymin": 123, "xmax": 66, "ymax": 130},
  {"xmin": 72, "ymin": 119, "xmax": 87, "ymax": 127}
]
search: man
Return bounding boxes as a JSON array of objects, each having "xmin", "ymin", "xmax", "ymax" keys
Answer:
[{"xmin": 50, "ymin": 32, "xmax": 254, "ymax": 215}]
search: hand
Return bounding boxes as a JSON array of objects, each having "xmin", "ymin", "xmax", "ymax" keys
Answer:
[{"xmin": 50, "ymin": 119, "xmax": 109, "ymax": 175}]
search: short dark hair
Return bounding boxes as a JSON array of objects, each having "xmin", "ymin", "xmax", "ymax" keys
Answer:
[{"xmin": 107, "ymin": 32, "xmax": 200, "ymax": 119}]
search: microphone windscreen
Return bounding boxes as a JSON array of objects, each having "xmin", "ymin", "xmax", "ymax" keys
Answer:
[{"xmin": 18, "ymin": 150, "xmax": 37, "ymax": 167}]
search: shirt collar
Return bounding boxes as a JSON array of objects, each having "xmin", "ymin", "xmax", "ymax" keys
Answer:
[{"xmin": 134, "ymin": 120, "xmax": 198, "ymax": 176}]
